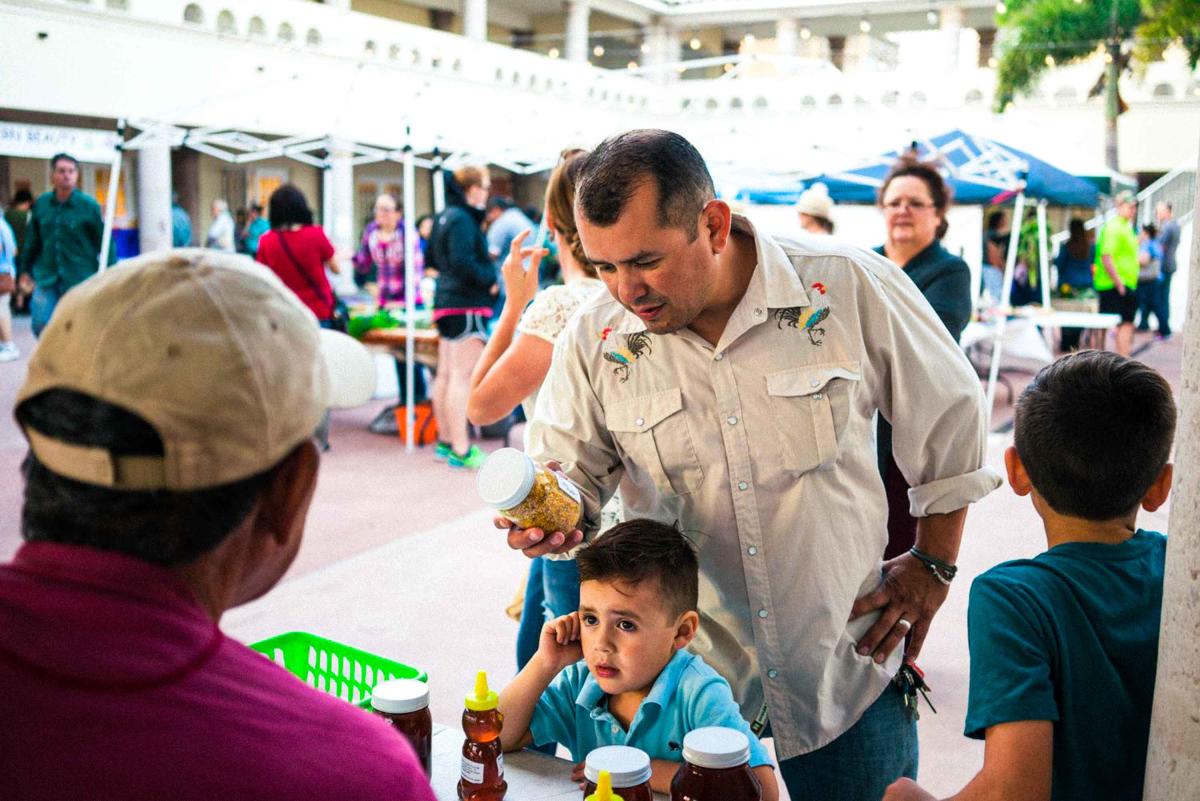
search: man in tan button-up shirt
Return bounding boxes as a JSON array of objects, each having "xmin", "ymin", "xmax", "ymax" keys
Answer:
[{"xmin": 507, "ymin": 130, "xmax": 1000, "ymax": 801}]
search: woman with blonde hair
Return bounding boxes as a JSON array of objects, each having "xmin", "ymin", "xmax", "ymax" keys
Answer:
[
  {"xmin": 467, "ymin": 149, "xmax": 608, "ymax": 672},
  {"xmin": 426, "ymin": 164, "xmax": 495, "ymax": 468}
]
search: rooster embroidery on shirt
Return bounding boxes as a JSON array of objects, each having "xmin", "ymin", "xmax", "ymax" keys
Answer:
[
  {"xmin": 775, "ymin": 305, "xmax": 830, "ymax": 346},
  {"xmin": 601, "ymin": 330, "xmax": 653, "ymax": 383}
]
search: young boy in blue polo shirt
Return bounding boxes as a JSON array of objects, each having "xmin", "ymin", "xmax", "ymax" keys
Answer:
[
  {"xmin": 498, "ymin": 519, "xmax": 778, "ymax": 799},
  {"xmin": 885, "ymin": 350, "xmax": 1175, "ymax": 801}
]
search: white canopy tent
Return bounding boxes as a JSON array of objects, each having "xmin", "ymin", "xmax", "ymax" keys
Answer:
[{"xmin": 107, "ymin": 119, "xmax": 572, "ymax": 451}]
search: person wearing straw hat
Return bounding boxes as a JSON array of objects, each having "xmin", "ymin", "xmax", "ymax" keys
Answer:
[
  {"xmin": 795, "ymin": 182, "xmax": 836, "ymax": 235},
  {"xmin": 0, "ymin": 250, "xmax": 434, "ymax": 801}
]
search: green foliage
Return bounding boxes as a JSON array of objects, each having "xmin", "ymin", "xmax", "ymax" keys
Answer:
[
  {"xmin": 1137, "ymin": 0, "xmax": 1200, "ymax": 66},
  {"xmin": 994, "ymin": 0, "xmax": 1142, "ymax": 111}
]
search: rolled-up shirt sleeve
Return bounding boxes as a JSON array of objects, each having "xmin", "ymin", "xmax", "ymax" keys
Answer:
[
  {"xmin": 527, "ymin": 325, "xmax": 625, "ymax": 539},
  {"xmin": 856, "ymin": 251, "xmax": 1002, "ymax": 516}
]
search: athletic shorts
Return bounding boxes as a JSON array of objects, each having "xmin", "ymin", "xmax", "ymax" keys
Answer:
[
  {"xmin": 1098, "ymin": 288, "xmax": 1138, "ymax": 324},
  {"xmin": 435, "ymin": 311, "xmax": 490, "ymax": 342}
]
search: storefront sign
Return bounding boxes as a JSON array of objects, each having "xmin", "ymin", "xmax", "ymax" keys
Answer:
[{"xmin": 0, "ymin": 122, "xmax": 121, "ymax": 164}]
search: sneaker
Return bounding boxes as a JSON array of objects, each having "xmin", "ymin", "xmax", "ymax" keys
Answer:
[
  {"xmin": 1156, "ymin": 333, "xmax": 1173, "ymax": 342},
  {"xmin": 0, "ymin": 343, "xmax": 19, "ymax": 363},
  {"xmin": 434, "ymin": 441, "xmax": 453, "ymax": 461},
  {"xmin": 448, "ymin": 445, "xmax": 487, "ymax": 469}
]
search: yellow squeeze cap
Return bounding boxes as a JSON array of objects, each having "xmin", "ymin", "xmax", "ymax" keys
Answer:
[
  {"xmin": 585, "ymin": 770, "xmax": 624, "ymax": 801},
  {"xmin": 464, "ymin": 670, "xmax": 499, "ymax": 711}
]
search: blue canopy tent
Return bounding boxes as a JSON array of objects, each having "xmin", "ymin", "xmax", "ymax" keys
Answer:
[
  {"xmin": 735, "ymin": 129, "xmax": 1100, "ymax": 208},
  {"xmin": 735, "ymin": 130, "xmax": 1104, "ymax": 429}
]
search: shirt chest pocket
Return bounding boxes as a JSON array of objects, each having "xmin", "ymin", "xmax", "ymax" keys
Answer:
[
  {"xmin": 605, "ymin": 387, "xmax": 704, "ymax": 497},
  {"xmin": 765, "ymin": 361, "xmax": 861, "ymax": 476}
]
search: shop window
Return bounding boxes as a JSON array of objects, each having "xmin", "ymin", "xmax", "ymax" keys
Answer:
[
  {"xmin": 248, "ymin": 17, "xmax": 266, "ymax": 38},
  {"xmin": 183, "ymin": 3, "xmax": 203, "ymax": 25},
  {"xmin": 217, "ymin": 10, "xmax": 236, "ymax": 35},
  {"xmin": 305, "ymin": 28, "xmax": 321, "ymax": 47},
  {"xmin": 278, "ymin": 22, "xmax": 295, "ymax": 43}
]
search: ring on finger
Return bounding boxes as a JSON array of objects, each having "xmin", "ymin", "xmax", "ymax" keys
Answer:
[{"xmin": 895, "ymin": 618, "xmax": 913, "ymax": 632}]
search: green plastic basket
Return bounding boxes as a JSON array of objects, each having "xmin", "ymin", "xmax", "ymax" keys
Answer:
[{"xmin": 250, "ymin": 631, "xmax": 426, "ymax": 710}]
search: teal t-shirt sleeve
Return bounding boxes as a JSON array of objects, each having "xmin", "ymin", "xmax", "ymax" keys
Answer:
[
  {"xmin": 964, "ymin": 572, "xmax": 1060, "ymax": 740},
  {"xmin": 528, "ymin": 662, "xmax": 584, "ymax": 754},
  {"xmin": 687, "ymin": 675, "xmax": 775, "ymax": 768}
]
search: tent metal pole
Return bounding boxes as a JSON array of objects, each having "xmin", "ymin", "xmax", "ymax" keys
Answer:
[
  {"xmin": 985, "ymin": 191, "xmax": 1027, "ymax": 427},
  {"xmin": 432, "ymin": 148, "xmax": 445, "ymax": 214},
  {"xmin": 403, "ymin": 141, "xmax": 417, "ymax": 453},
  {"xmin": 1037, "ymin": 200, "xmax": 1051, "ymax": 309},
  {"xmin": 98, "ymin": 118, "xmax": 126, "ymax": 272}
]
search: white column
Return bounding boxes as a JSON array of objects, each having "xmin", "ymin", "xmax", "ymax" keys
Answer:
[
  {"xmin": 1142, "ymin": 155, "xmax": 1200, "ymax": 801},
  {"xmin": 462, "ymin": 0, "xmax": 487, "ymax": 43},
  {"xmin": 136, "ymin": 137, "xmax": 172, "ymax": 254},
  {"xmin": 642, "ymin": 23, "xmax": 679, "ymax": 84},
  {"xmin": 940, "ymin": 4, "xmax": 965, "ymax": 73},
  {"xmin": 776, "ymin": 17, "xmax": 798, "ymax": 59},
  {"xmin": 325, "ymin": 144, "xmax": 356, "ymax": 292},
  {"xmin": 565, "ymin": 0, "xmax": 590, "ymax": 64}
]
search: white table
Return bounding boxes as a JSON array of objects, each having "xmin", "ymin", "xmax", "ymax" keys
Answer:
[{"xmin": 430, "ymin": 725, "xmax": 668, "ymax": 800}]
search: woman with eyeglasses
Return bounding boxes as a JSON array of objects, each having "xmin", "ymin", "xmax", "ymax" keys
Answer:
[{"xmin": 874, "ymin": 158, "xmax": 972, "ymax": 564}]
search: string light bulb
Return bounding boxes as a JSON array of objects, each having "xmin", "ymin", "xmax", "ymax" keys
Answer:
[
  {"xmin": 548, "ymin": 47, "xmax": 559, "ymax": 58},
  {"xmin": 996, "ymin": 2, "xmax": 1007, "ymax": 13},
  {"xmin": 927, "ymin": 10, "xmax": 938, "ymax": 25},
  {"xmin": 800, "ymin": 25, "xmax": 812, "ymax": 40},
  {"xmin": 859, "ymin": 17, "xmax": 871, "ymax": 33},
  {"xmin": 627, "ymin": 60, "xmax": 638, "ymax": 69},
  {"xmin": 689, "ymin": 37, "xmax": 702, "ymax": 51},
  {"xmin": 1045, "ymin": 54, "xmax": 1055, "ymax": 66},
  {"xmin": 592, "ymin": 44, "xmax": 605, "ymax": 57}
]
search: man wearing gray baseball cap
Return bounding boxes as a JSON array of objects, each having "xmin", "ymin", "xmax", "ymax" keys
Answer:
[{"xmin": 0, "ymin": 250, "xmax": 434, "ymax": 801}]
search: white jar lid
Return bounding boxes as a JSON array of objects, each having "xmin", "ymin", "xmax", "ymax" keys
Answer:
[
  {"xmin": 584, "ymin": 745, "xmax": 652, "ymax": 787},
  {"xmin": 370, "ymin": 678, "xmax": 429, "ymax": 714},
  {"xmin": 476, "ymin": 448, "xmax": 536, "ymax": 510},
  {"xmin": 682, "ymin": 727, "xmax": 751, "ymax": 770}
]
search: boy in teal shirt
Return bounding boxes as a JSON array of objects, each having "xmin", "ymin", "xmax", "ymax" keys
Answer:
[
  {"xmin": 499, "ymin": 520, "xmax": 778, "ymax": 799},
  {"xmin": 886, "ymin": 350, "xmax": 1175, "ymax": 801}
]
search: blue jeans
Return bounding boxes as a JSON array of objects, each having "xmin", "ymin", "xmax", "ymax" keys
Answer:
[
  {"xmin": 516, "ymin": 557, "xmax": 581, "ymax": 670},
  {"xmin": 776, "ymin": 683, "xmax": 918, "ymax": 801},
  {"xmin": 31, "ymin": 285, "xmax": 62, "ymax": 338},
  {"xmin": 1158, "ymin": 272, "xmax": 1174, "ymax": 336}
]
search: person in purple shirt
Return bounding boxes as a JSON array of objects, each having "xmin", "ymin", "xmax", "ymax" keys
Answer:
[{"xmin": 0, "ymin": 250, "xmax": 435, "ymax": 801}]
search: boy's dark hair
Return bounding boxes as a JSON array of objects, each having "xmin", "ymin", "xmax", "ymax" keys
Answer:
[
  {"xmin": 17, "ymin": 389, "xmax": 276, "ymax": 566},
  {"xmin": 267, "ymin": 184, "xmax": 314, "ymax": 228},
  {"xmin": 49, "ymin": 153, "xmax": 78, "ymax": 170},
  {"xmin": 576, "ymin": 519, "xmax": 699, "ymax": 620},
  {"xmin": 1015, "ymin": 351, "xmax": 1175, "ymax": 520},
  {"xmin": 575, "ymin": 129, "xmax": 715, "ymax": 242},
  {"xmin": 12, "ymin": 188, "xmax": 34, "ymax": 205},
  {"xmin": 1142, "ymin": 223, "xmax": 1158, "ymax": 238}
]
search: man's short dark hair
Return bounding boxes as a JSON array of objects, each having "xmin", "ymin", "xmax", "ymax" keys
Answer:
[
  {"xmin": 1014, "ymin": 351, "xmax": 1176, "ymax": 521},
  {"xmin": 267, "ymin": 184, "xmax": 314, "ymax": 228},
  {"xmin": 17, "ymin": 389, "xmax": 276, "ymax": 566},
  {"xmin": 575, "ymin": 130, "xmax": 715, "ymax": 240},
  {"xmin": 486, "ymin": 196, "xmax": 514, "ymax": 213},
  {"xmin": 49, "ymin": 153, "xmax": 78, "ymax": 170},
  {"xmin": 576, "ymin": 519, "xmax": 699, "ymax": 619}
]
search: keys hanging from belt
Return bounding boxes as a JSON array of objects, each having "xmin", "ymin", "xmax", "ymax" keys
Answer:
[{"xmin": 894, "ymin": 658, "xmax": 937, "ymax": 722}]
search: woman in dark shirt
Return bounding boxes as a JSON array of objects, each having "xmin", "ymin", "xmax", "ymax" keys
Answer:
[{"xmin": 873, "ymin": 159, "xmax": 972, "ymax": 560}]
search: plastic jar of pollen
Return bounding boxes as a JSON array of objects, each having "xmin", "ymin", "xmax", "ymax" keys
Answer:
[
  {"xmin": 477, "ymin": 448, "xmax": 582, "ymax": 534},
  {"xmin": 582, "ymin": 746, "xmax": 653, "ymax": 801},
  {"xmin": 670, "ymin": 727, "xmax": 762, "ymax": 801},
  {"xmin": 371, "ymin": 679, "xmax": 433, "ymax": 776}
]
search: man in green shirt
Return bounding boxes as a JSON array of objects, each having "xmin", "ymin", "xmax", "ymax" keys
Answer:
[
  {"xmin": 1093, "ymin": 190, "xmax": 1140, "ymax": 356},
  {"xmin": 18, "ymin": 153, "xmax": 115, "ymax": 337}
]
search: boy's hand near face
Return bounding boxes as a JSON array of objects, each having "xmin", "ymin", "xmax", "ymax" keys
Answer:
[
  {"xmin": 536, "ymin": 612, "xmax": 585, "ymax": 673},
  {"xmin": 497, "ymin": 613, "xmax": 586, "ymax": 752}
]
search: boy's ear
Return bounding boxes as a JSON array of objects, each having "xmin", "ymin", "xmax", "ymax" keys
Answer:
[
  {"xmin": 672, "ymin": 610, "xmax": 700, "ymax": 651},
  {"xmin": 1004, "ymin": 446, "xmax": 1034, "ymax": 497},
  {"xmin": 1141, "ymin": 463, "xmax": 1173, "ymax": 513}
]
